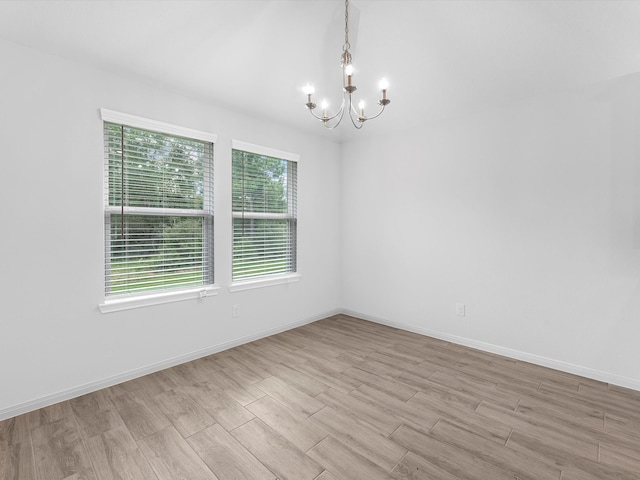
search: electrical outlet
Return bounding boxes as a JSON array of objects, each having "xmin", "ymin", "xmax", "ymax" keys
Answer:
[
  {"xmin": 232, "ymin": 304, "xmax": 240, "ymax": 318},
  {"xmin": 456, "ymin": 303, "xmax": 466, "ymax": 317}
]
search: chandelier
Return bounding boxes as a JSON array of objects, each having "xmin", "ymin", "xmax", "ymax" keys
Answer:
[{"xmin": 302, "ymin": 0, "xmax": 390, "ymax": 129}]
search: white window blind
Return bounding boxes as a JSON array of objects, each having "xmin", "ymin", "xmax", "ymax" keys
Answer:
[
  {"xmin": 103, "ymin": 117, "xmax": 214, "ymax": 297},
  {"xmin": 232, "ymin": 142, "xmax": 298, "ymax": 281}
]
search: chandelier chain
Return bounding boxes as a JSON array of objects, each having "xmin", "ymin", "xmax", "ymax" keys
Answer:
[{"xmin": 343, "ymin": 0, "xmax": 350, "ymax": 52}]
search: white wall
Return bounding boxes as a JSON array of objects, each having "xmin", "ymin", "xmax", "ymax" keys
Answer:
[
  {"xmin": 2, "ymin": 36, "xmax": 640, "ymax": 419},
  {"xmin": 341, "ymin": 77, "xmax": 640, "ymax": 389},
  {"xmin": 0, "ymin": 38, "xmax": 342, "ymax": 418}
]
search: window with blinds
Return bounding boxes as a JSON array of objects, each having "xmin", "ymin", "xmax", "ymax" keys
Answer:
[
  {"xmin": 103, "ymin": 115, "xmax": 214, "ymax": 297},
  {"xmin": 232, "ymin": 142, "xmax": 298, "ymax": 282}
]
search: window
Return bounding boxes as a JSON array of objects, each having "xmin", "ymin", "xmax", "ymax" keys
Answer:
[
  {"xmin": 232, "ymin": 141, "xmax": 298, "ymax": 282},
  {"xmin": 101, "ymin": 109, "xmax": 215, "ymax": 303}
]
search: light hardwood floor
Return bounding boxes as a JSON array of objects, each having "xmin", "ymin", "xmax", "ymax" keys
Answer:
[{"xmin": 1, "ymin": 314, "xmax": 639, "ymax": 480}]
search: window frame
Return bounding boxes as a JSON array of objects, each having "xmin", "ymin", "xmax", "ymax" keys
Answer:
[
  {"xmin": 99, "ymin": 109, "xmax": 219, "ymax": 313},
  {"xmin": 230, "ymin": 140, "xmax": 300, "ymax": 291}
]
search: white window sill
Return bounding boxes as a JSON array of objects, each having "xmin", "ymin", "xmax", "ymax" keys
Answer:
[
  {"xmin": 99, "ymin": 285, "xmax": 220, "ymax": 314},
  {"xmin": 229, "ymin": 273, "xmax": 301, "ymax": 293}
]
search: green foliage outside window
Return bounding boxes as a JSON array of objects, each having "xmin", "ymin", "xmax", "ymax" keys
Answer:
[
  {"xmin": 105, "ymin": 123, "xmax": 213, "ymax": 295},
  {"xmin": 232, "ymin": 149, "xmax": 297, "ymax": 281}
]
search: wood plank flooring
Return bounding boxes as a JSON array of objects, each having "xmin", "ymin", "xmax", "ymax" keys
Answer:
[{"xmin": 1, "ymin": 314, "xmax": 639, "ymax": 480}]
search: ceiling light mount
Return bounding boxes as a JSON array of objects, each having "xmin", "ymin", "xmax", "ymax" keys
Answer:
[{"xmin": 302, "ymin": 0, "xmax": 390, "ymax": 130}]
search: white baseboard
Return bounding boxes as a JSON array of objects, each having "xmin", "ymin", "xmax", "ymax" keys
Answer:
[
  {"xmin": 341, "ymin": 309, "xmax": 640, "ymax": 392},
  {"xmin": 0, "ymin": 309, "xmax": 340, "ymax": 421},
  {"xmin": 4, "ymin": 307, "xmax": 637, "ymax": 422}
]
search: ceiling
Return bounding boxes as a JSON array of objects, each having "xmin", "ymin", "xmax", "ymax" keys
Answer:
[{"xmin": 1, "ymin": 0, "xmax": 640, "ymax": 141}]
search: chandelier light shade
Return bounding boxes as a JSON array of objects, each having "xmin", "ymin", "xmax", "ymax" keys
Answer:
[{"xmin": 302, "ymin": 0, "xmax": 390, "ymax": 129}]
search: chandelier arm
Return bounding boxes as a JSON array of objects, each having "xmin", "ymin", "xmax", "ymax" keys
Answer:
[
  {"xmin": 346, "ymin": 95, "xmax": 365, "ymax": 129},
  {"xmin": 360, "ymin": 103, "xmax": 387, "ymax": 121},
  {"xmin": 347, "ymin": 109, "xmax": 365, "ymax": 129},
  {"xmin": 319, "ymin": 102, "xmax": 347, "ymax": 130},
  {"xmin": 307, "ymin": 98, "xmax": 346, "ymax": 122},
  {"xmin": 324, "ymin": 98, "xmax": 347, "ymax": 122},
  {"xmin": 348, "ymin": 96, "xmax": 360, "ymax": 116},
  {"xmin": 307, "ymin": 109, "xmax": 327, "ymax": 121},
  {"xmin": 307, "ymin": 98, "xmax": 348, "ymax": 129},
  {"xmin": 324, "ymin": 108, "xmax": 347, "ymax": 129}
]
